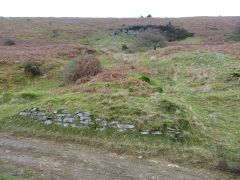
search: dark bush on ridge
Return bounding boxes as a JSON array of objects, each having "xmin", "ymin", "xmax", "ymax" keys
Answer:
[
  {"xmin": 64, "ymin": 55, "xmax": 101, "ymax": 83},
  {"xmin": 119, "ymin": 23, "xmax": 194, "ymax": 42},
  {"xmin": 139, "ymin": 75, "xmax": 151, "ymax": 83},
  {"xmin": 4, "ymin": 38, "xmax": 15, "ymax": 46},
  {"xmin": 24, "ymin": 62, "xmax": 42, "ymax": 77},
  {"xmin": 153, "ymin": 86, "xmax": 163, "ymax": 93},
  {"xmin": 51, "ymin": 30, "xmax": 60, "ymax": 38},
  {"xmin": 130, "ymin": 29, "xmax": 166, "ymax": 52},
  {"xmin": 122, "ymin": 44, "xmax": 128, "ymax": 51}
]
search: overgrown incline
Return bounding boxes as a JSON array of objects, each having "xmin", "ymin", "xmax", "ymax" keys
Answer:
[
  {"xmin": 0, "ymin": 50, "xmax": 239, "ymax": 178},
  {"xmin": 0, "ymin": 17, "xmax": 240, "ymax": 179}
]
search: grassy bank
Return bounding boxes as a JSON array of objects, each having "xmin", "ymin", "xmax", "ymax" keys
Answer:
[{"xmin": 0, "ymin": 51, "xmax": 239, "ymax": 178}]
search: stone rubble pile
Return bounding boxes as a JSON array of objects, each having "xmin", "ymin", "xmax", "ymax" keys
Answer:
[{"xmin": 19, "ymin": 108, "xmax": 180, "ymax": 135}]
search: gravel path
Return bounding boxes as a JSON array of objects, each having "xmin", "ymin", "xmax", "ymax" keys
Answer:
[{"xmin": 0, "ymin": 132, "xmax": 215, "ymax": 180}]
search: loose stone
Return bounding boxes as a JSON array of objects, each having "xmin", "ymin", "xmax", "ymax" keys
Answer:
[
  {"xmin": 84, "ymin": 112, "xmax": 90, "ymax": 117},
  {"xmin": 44, "ymin": 120, "xmax": 52, "ymax": 125},
  {"xmin": 167, "ymin": 128, "xmax": 175, "ymax": 132},
  {"xmin": 62, "ymin": 110, "xmax": 68, "ymax": 114},
  {"xmin": 140, "ymin": 130, "xmax": 150, "ymax": 135},
  {"xmin": 151, "ymin": 131, "xmax": 163, "ymax": 135},
  {"xmin": 75, "ymin": 109, "xmax": 81, "ymax": 114},
  {"xmin": 19, "ymin": 112, "xmax": 29, "ymax": 116}
]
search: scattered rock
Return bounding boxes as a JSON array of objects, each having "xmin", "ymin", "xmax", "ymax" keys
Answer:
[
  {"xmin": 55, "ymin": 118, "xmax": 62, "ymax": 122},
  {"xmin": 141, "ymin": 130, "xmax": 150, "ymax": 135},
  {"xmin": 62, "ymin": 110, "xmax": 68, "ymax": 114},
  {"xmin": 76, "ymin": 113, "xmax": 84, "ymax": 120},
  {"xmin": 65, "ymin": 114, "xmax": 72, "ymax": 117},
  {"xmin": 117, "ymin": 128, "xmax": 127, "ymax": 132},
  {"xmin": 19, "ymin": 112, "xmax": 29, "ymax": 116},
  {"xmin": 31, "ymin": 108, "xmax": 37, "ymax": 112},
  {"xmin": 63, "ymin": 117, "xmax": 74, "ymax": 123},
  {"xmin": 55, "ymin": 122, "xmax": 62, "ymax": 126},
  {"xmin": 208, "ymin": 112, "xmax": 217, "ymax": 118},
  {"xmin": 71, "ymin": 124, "xmax": 77, "ymax": 128},
  {"xmin": 168, "ymin": 164, "xmax": 180, "ymax": 168},
  {"xmin": 148, "ymin": 160, "xmax": 158, "ymax": 164},
  {"xmin": 167, "ymin": 128, "xmax": 175, "ymax": 132},
  {"xmin": 125, "ymin": 124, "xmax": 135, "ymax": 129},
  {"xmin": 116, "ymin": 124, "xmax": 125, "ymax": 129},
  {"xmin": 151, "ymin": 131, "xmax": 163, "ymax": 135},
  {"xmin": 96, "ymin": 127, "xmax": 105, "ymax": 131},
  {"xmin": 39, "ymin": 116, "xmax": 49, "ymax": 121},
  {"xmin": 100, "ymin": 120, "xmax": 108, "ymax": 127},
  {"xmin": 44, "ymin": 120, "xmax": 52, "ymax": 125},
  {"xmin": 75, "ymin": 109, "xmax": 81, "ymax": 114},
  {"xmin": 56, "ymin": 114, "xmax": 65, "ymax": 118},
  {"xmin": 109, "ymin": 121, "xmax": 118, "ymax": 126},
  {"xmin": 175, "ymin": 132, "xmax": 180, "ymax": 135},
  {"xmin": 18, "ymin": 108, "xmax": 166, "ymax": 136},
  {"xmin": 80, "ymin": 120, "xmax": 92, "ymax": 125},
  {"xmin": 84, "ymin": 112, "xmax": 90, "ymax": 117},
  {"xmin": 34, "ymin": 112, "xmax": 45, "ymax": 116},
  {"xmin": 109, "ymin": 32, "xmax": 117, "ymax": 36}
]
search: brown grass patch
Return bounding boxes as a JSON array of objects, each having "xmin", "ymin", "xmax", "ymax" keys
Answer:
[
  {"xmin": 89, "ymin": 63, "xmax": 151, "ymax": 85},
  {"xmin": 90, "ymin": 69, "xmax": 126, "ymax": 84},
  {"xmin": 75, "ymin": 77, "xmax": 91, "ymax": 84},
  {"xmin": 64, "ymin": 55, "xmax": 101, "ymax": 83},
  {"xmin": 121, "ymin": 78, "xmax": 152, "ymax": 96},
  {"xmin": 0, "ymin": 43, "xmax": 96, "ymax": 65},
  {"xmin": 128, "ymin": 64, "xmax": 152, "ymax": 76},
  {"xmin": 56, "ymin": 86, "xmax": 111, "ymax": 95},
  {"xmin": 121, "ymin": 78, "xmax": 149, "ymax": 88}
]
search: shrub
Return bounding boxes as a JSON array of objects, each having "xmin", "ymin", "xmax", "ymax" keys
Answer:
[
  {"xmin": 139, "ymin": 75, "xmax": 151, "ymax": 83},
  {"xmin": 130, "ymin": 29, "xmax": 166, "ymax": 52},
  {"xmin": 4, "ymin": 38, "xmax": 15, "ymax": 46},
  {"xmin": 51, "ymin": 30, "xmax": 60, "ymax": 38},
  {"xmin": 153, "ymin": 86, "xmax": 163, "ymax": 93},
  {"xmin": 64, "ymin": 55, "xmax": 101, "ymax": 83},
  {"xmin": 121, "ymin": 44, "xmax": 128, "ymax": 51},
  {"xmin": 20, "ymin": 92, "xmax": 39, "ymax": 100},
  {"xmin": 24, "ymin": 62, "xmax": 42, "ymax": 77}
]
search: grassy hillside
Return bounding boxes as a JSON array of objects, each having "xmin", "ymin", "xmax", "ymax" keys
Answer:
[
  {"xmin": 0, "ymin": 17, "xmax": 240, "ymax": 179},
  {"xmin": 1, "ymin": 51, "xmax": 239, "ymax": 177}
]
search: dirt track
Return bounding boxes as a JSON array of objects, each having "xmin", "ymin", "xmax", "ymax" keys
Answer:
[{"xmin": 0, "ymin": 132, "xmax": 215, "ymax": 180}]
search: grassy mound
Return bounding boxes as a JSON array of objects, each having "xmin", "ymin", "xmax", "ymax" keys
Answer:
[{"xmin": 0, "ymin": 51, "xmax": 239, "ymax": 178}]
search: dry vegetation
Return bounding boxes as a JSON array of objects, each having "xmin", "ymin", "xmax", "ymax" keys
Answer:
[{"xmin": 1, "ymin": 17, "xmax": 240, "ymax": 64}]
